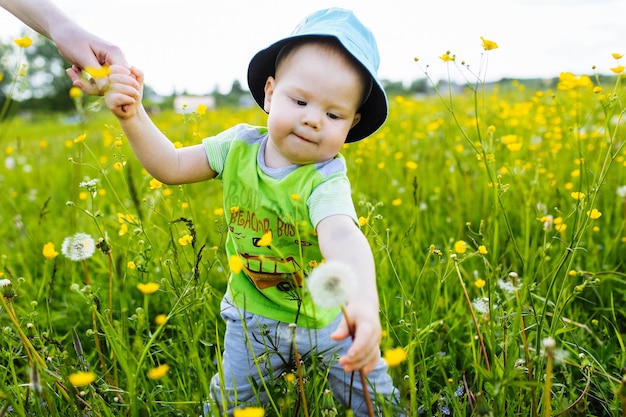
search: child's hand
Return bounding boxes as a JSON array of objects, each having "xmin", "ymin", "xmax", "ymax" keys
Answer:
[
  {"xmin": 104, "ymin": 64, "xmax": 143, "ymax": 119},
  {"xmin": 331, "ymin": 301, "xmax": 382, "ymax": 374}
]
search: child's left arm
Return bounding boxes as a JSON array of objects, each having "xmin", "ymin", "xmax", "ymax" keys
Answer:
[{"xmin": 316, "ymin": 214, "xmax": 382, "ymax": 374}]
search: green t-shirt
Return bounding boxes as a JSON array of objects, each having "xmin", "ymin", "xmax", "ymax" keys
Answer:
[{"xmin": 203, "ymin": 124, "xmax": 358, "ymax": 328}]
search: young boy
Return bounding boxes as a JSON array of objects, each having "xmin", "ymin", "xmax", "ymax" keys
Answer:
[{"xmin": 105, "ymin": 8, "xmax": 402, "ymax": 416}]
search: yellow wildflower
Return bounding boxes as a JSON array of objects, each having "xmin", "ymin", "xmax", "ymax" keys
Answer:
[
  {"xmin": 405, "ymin": 161, "xmax": 418, "ymax": 170},
  {"xmin": 69, "ymin": 87, "xmax": 83, "ymax": 99},
  {"xmin": 478, "ymin": 245, "xmax": 488, "ymax": 255},
  {"xmin": 571, "ymin": 192, "xmax": 585, "ymax": 201},
  {"xmin": 612, "ymin": 53, "xmax": 623, "ymax": 59},
  {"xmin": 74, "ymin": 133, "xmax": 86, "ymax": 143},
  {"xmin": 439, "ymin": 51, "xmax": 455, "ymax": 62},
  {"xmin": 454, "ymin": 240, "xmax": 467, "ymax": 254},
  {"xmin": 155, "ymin": 314, "xmax": 168, "ymax": 326},
  {"xmin": 0, "ymin": 73, "xmax": 4, "ymax": 82},
  {"xmin": 149, "ymin": 178, "xmax": 163, "ymax": 189},
  {"xmin": 610, "ymin": 65, "xmax": 625, "ymax": 74},
  {"xmin": 383, "ymin": 346, "xmax": 407, "ymax": 367},
  {"xmin": 257, "ymin": 230, "xmax": 272, "ymax": 247},
  {"xmin": 118, "ymin": 223, "xmax": 128, "ymax": 236},
  {"xmin": 291, "ymin": 193, "xmax": 300, "ymax": 201},
  {"xmin": 42, "ymin": 242, "xmax": 59, "ymax": 259},
  {"xmin": 127, "ymin": 261, "xmax": 136, "ymax": 269},
  {"xmin": 137, "ymin": 282, "xmax": 160, "ymax": 294},
  {"xmin": 68, "ymin": 371, "xmax": 96, "ymax": 387},
  {"xmin": 475, "ymin": 278, "xmax": 486, "ymax": 289},
  {"xmin": 358, "ymin": 216, "xmax": 368, "ymax": 226},
  {"xmin": 587, "ymin": 208, "xmax": 602, "ymax": 219},
  {"xmin": 147, "ymin": 364, "xmax": 170, "ymax": 380},
  {"xmin": 480, "ymin": 36, "xmax": 498, "ymax": 51},
  {"xmin": 84, "ymin": 65, "xmax": 110, "ymax": 79},
  {"xmin": 229, "ymin": 255, "xmax": 244, "ymax": 274},
  {"xmin": 391, "ymin": 198, "xmax": 402, "ymax": 206},
  {"xmin": 233, "ymin": 407, "xmax": 265, "ymax": 417},
  {"xmin": 14, "ymin": 37, "xmax": 33, "ymax": 48},
  {"xmin": 178, "ymin": 234, "xmax": 193, "ymax": 246},
  {"xmin": 196, "ymin": 104, "xmax": 207, "ymax": 115}
]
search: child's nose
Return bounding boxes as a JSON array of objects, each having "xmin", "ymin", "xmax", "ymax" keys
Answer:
[{"xmin": 302, "ymin": 109, "xmax": 321, "ymax": 129}]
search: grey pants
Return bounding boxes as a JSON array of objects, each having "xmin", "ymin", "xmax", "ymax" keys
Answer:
[{"xmin": 206, "ymin": 297, "xmax": 402, "ymax": 416}]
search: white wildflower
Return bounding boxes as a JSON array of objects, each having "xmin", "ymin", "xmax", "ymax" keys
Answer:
[
  {"xmin": 61, "ymin": 233, "xmax": 96, "ymax": 261},
  {"xmin": 617, "ymin": 185, "xmax": 626, "ymax": 198},
  {"xmin": 0, "ymin": 278, "xmax": 11, "ymax": 288},
  {"xmin": 471, "ymin": 297, "xmax": 491, "ymax": 314},
  {"xmin": 307, "ymin": 261, "xmax": 358, "ymax": 308},
  {"xmin": 497, "ymin": 279, "xmax": 522, "ymax": 294}
]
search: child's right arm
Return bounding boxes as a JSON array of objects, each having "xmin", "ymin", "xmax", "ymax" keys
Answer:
[{"xmin": 105, "ymin": 65, "xmax": 216, "ymax": 185}]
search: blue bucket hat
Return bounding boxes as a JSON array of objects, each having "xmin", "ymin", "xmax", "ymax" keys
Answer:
[{"xmin": 247, "ymin": 8, "xmax": 387, "ymax": 142}]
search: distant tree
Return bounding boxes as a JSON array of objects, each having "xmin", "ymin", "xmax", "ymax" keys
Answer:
[{"xmin": 0, "ymin": 33, "xmax": 74, "ymax": 114}]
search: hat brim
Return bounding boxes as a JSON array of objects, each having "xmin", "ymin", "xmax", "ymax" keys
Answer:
[{"xmin": 247, "ymin": 35, "xmax": 387, "ymax": 142}]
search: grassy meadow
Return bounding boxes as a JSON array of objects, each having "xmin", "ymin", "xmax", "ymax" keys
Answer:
[{"xmin": 1, "ymin": 55, "xmax": 626, "ymax": 416}]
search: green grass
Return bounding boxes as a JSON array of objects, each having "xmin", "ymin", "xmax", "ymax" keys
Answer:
[{"xmin": 1, "ymin": 70, "xmax": 625, "ymax": 416}]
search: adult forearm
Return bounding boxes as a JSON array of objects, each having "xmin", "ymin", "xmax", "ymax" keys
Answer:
[{"xmin": 0, "ymin": 0, "xmax": 69, "ymax": 38}]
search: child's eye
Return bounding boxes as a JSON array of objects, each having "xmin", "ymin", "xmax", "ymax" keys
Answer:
[
  {"xmin": 327, "ymin": 113, "xmax": 339, "ymax": 120},
  {"xmin": 295, "ymin": 99, "xmax": 306, "ymax": 106}
]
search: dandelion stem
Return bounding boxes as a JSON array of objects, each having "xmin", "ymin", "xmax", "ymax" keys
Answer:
[
  {"xmin": 82, "ymin": 259, "xmax": 106, "ymax": 373},
  {"xmin": 453, "ymin": 258, "xmax": 490, "ymax": 371},
  {"xmin": 290, "ymin": 325, "xmax": 310, "ymax": 417},
  {"xmin": 340, "ymin": 305, "xmax": 375, "ymax": 417}
]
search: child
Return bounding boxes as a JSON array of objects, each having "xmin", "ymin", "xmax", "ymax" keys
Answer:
[{"xmin": 105, "ymin": 8, "xmax": 402, "ymax": 416}]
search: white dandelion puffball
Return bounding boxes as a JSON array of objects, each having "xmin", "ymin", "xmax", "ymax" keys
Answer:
[
  {"xmin": 61, "ymin": 233, "xmax": 96, "ymax": 261},
  {"xmin": 307, "ymin": 261, "xmax": 358, "ymax": 308}
]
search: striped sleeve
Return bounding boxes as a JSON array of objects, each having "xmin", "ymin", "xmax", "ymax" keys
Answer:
[{"xmin": 308, "ymin": 175, "xmax": 358, "ymax": 228}]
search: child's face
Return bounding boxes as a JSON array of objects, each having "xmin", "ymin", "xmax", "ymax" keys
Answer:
[{"xmin": 262, "ymin": 42, "xmax": 364, "ymax": 168}]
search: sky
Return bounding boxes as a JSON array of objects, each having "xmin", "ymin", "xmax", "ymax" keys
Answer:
[{"xmin": 1, "ymin": 0, "xmax": 625, "ymax": 96}]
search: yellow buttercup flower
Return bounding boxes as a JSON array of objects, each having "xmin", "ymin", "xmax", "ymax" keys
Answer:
[
  {"xmin": 229, "ymin": 255, "xmax": 244, "ymax": 274},
  {"xmin": 155, "ymin": 314, "xmax": 168, "ymax": 326},
  {"xmin": 149, "ymin": 178, "xmax": 163, "ymax": 189},
  {"xmin": 69, "ymin": 87, "xmax": 83, "ymax": 99},
  {"xmin": 137, "ymin": 282, "xmax": 160, "ymax": 294},
  {"xmin": 233, "ymin": 407, "xmax": 265, "ymax": 417},
  {"xmin": 74, "ymin": 133, "xmax": 86, "ymax": 143},
  {"xmin": 612, "ymin": 53, "xmax": 623, "ymax": 59},
  {"xmin": 196, "ymin": 104, "xmax": 207, "ymax": 115},
  {"xmin": 178, "ymin": 234, "xmax": 193, "ymax": 246},
  {"xmin": 291, "ymin": 193, "xmax": 300, "ymax": 201},
  {"xmin": 84, "ymin": 65, "xmax": 110, "ymax": 79},
  {"xmin": 439, "ymin": 51, "xmax": 455, "ymax": 62},
  {"xmin": 257, "ymin": 230, "xmax": 272, "ymax": 247},
  {"xmin": 480, "ymin": 36, "xmax": 498, "ymax": 51},
  {"xmin": 610, "ymin": 65, "xmax": 625, "ymax": 74},
  {"xmin": 475, "ymin": 278, "xmax": 486, "ymax": 289},
  {"xmin": 42, "ymin": 242, "xmax": 59, "ymax": 259},
  {"xmin": 587, "ymin": 208, "xmax": 602, "ymax": 220},
  {"xmin": 383, "ymin": 346, "xmax": 407, "ymax": 367},
  {"xmin": 14, "ymin": 37, "xmax": 33, "ymax": 48},
  {"xmin": 571, "ymin": 191, "xmax": 585, "ymax": 201},
  {"xmin": 68, "ymin": 371, "xmax": 96, "ymax": 387},
  {"xmin": 147, "ymin": 364, "xmax": 170, "ymax": 380},
  {"xmin": 478, "ymin": 245, "xmax": 488, "ymax": 255},
  {"xmin": 454, "ymin": 240, "xmax": 467, "ymax": 254}
]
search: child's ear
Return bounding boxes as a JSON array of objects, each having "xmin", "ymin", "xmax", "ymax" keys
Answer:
[
  {"xmin": 263, "ymin": 76, "xmax": 276, "ymax": 112},
  {"xmin": 351, "ymin": 113, "xmax": 361, "ymax": 129}
]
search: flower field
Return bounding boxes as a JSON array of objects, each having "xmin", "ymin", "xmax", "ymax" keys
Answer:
[{"xmin": 1, "ymin": 51, "xmax": 626, "ymax": 416}]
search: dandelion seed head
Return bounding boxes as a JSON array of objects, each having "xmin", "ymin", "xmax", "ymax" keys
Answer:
[
  {"xmin": 307, "ymin": 261, "xmax": 358, "ymax": 308},
  {"xmin": 61, "ymin": 233, "xmax": 95, "ymax": 261},
  {"xmin": 472, "ymin": 297, "xmax": 491, "ymax": 314}
]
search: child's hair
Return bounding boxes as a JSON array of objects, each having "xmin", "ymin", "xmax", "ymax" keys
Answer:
[{"xmin": 274, "ymin": 37, "xmax": 373, "ymax": 107}]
